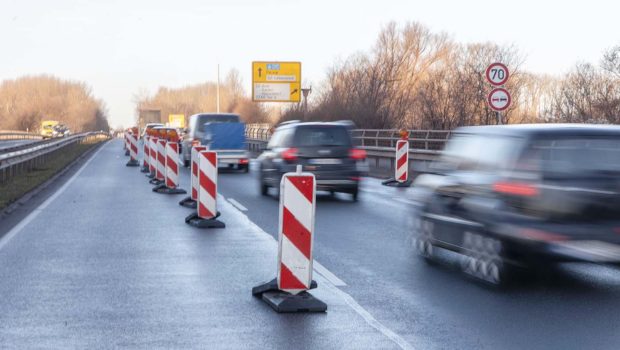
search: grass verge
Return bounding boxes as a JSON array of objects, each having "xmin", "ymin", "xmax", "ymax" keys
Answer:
[{"xmin": 0, "ymin": 139, "xmax": 105, "ymax": 210}]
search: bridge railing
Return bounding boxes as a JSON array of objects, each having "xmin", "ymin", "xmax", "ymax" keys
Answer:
[{"xmin": 0, "ymin": 132, "xmax": 110, "ymax": 183}]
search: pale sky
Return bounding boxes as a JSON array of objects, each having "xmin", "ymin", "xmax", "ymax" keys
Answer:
[{"xmin": 1, "ymin": 0, "xmax": 618, "ymax": 127}]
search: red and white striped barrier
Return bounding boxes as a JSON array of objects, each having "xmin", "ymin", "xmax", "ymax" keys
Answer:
[
  {"xmin": 154, "ymin": 142, "xmax": 186, "ymax": 194},
  {"xmin": 140, "ymin": 135, "xmax": 150, "ymax": 172},
  {"xmin": 124, "ymin": 132, "xmax": 130, "ymax": 155},
  {"xmin": 395, "ymin": 140, "xmax": 409, "ymax": 183},
  {"xmin": 126, "ymin": 132, "xmax": 139, "ymax": 166},
  {"xmin": 185, "ymin": 150, "xmax": 225, "ymax": 228},
  {"xmin": 156, "ymin": 139, "xmax": 166, "ymax": 182},
  {"xmin": 278, "ymin": 167, "xmax": 316, "ymax": 294},
  {"xmin": 179, "ymin": 145, "xmax": 206, "ymax": 207},
  {"xmin": 147, "ymin": 137, "xmax": 158, "ymax": 178},
  {"xmin": 252, "ymin": 165, "xmax": 326, "ymax": 313}
]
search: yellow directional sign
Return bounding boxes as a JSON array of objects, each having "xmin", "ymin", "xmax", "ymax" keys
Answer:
[{"xmin": 252, "ymin": 61, "xmax": 301, "ymax": 102}]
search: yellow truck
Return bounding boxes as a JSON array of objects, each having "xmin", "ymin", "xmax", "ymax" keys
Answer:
[{"xmin": 41, "ymin": 120, "xmax": 59, "ymax": 138}]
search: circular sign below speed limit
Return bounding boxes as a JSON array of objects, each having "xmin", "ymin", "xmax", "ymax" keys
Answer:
[
  {"xmin": 488, "ymin": 88, "xmax": 511, "ymax": 111},
  {"xmin": 486, "ymin": 62, "xmax": 509, "ymax": 86}
]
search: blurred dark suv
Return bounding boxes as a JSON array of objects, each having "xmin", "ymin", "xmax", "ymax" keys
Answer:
[
  {"xmin": 257, "ymin": 121, "xmax": 367, "ymax": 200},
  {"xmin": 412, "ymin": 124, "xmax": 620, "ymax": 286}
]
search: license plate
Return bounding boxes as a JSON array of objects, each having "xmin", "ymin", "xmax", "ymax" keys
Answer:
[
  {"xmin": 309, "ymin": 158, "xmax": 342, "ymax": 165},
  {"xmin": 219, "ymin": 159, "xmax": 238, "ymax": 164}
]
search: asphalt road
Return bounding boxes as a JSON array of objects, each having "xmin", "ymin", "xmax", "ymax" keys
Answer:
[{"xmin": 0, "ymin": 139, "xmax": 619, "ymax": 349}]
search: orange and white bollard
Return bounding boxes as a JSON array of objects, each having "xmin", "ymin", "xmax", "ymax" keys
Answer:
[
  {"xmin": 126, "ymin": 132, "xmax": 139, "ymax": 167},
  {"xmin": 153, "ymin": 142, "xmax": 186, "ymax": 194},
  {"xmin": 185, "ymin": 151, "xmax": 225, "ymax": 228},
  {"xmin": 252, "ymin": 165, "xmax": 326, "ymax": 313},
  {"xmin": 179, "ymin": 145, "xmax": 206, "ymax": 208},
  {"xmin": 140, "ymin": 135, "xmax": 150, "ymax": 173}
]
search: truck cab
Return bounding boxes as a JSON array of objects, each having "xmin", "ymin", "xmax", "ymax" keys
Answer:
[{"xmin": 41, "ymin": 120, "xmax": 59, "ymax": 138}]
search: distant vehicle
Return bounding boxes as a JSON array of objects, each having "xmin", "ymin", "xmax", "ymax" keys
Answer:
[
  {"xmin": 52, "ymin": 124, "xmax": 71, "ymax": 138},
  {"xmin": 41, "ymin": 120, "xmax": 59, "ymax": 138},
  {"xmin": 181, "ymin": 113, "xmax": 250, "ymax": 172},
  {"xmin": 412, "ymin": 124, "xmax": 620, "ymax": 286},
  {"xmin": 141, "ymin": 123, "xmax": 164, "ymax": 139},
  {"xmin": 257, "ymin": 121, "xmax": 367, "ymax": 200}
]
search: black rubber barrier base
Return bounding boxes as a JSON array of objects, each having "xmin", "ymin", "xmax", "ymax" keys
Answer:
[
  {"xmin": 124, "ymin": 150, "xmax": 130, "ymax": 156},
  {"xmin": 146, "ymin": 172, "xmax": 155, "ymax": 179},
  {"xmin": 381, "ymin": 178, "xmax": 413, "ymax": 187},
  {"xmin": 152, "ymin": 184, "xmax": 187, "ymax": 194},
  {"xmin": 178, "ymin": 196, "xmax": 197, "ymax": 208},
  {"xmin": 184, "ymin": 212, "xmax": 225, "ymax": 229},
  {"xmin": 149, "ymin": 178, "xmax": 164, "ymax": 185},
  {"xmin": 140, "ymin": 166, "xmax": 150, "ymax": 173},
  {"xmin": 252, "ymin": 278, "xmax": 326, "ymax": 313},
  {"xmin": 126, "ymin": 160, "xmax": 139, "ymax": 167}
]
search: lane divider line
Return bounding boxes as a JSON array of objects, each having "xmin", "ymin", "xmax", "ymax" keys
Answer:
[
  {"xmin": 227, "ymin": 198, "xmax": 248, "ymax": 212},
  {"xmin": 313, "ymin": 261, "xmax": 347, "ymax": 287},
  {"xmin": 0, "ymin": 141, "xmax": 109, "ymax": 251}
]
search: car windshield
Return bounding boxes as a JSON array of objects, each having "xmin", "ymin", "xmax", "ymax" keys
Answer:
[
  {"xmin": 294, "ymin": 126, "xmax": 351, "ymax": 147},
  {"xmin": 435, "ymin": 133, "xmax": 523, "ymax": 171}
]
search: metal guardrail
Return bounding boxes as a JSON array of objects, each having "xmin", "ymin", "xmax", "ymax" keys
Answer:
[
  {"xmin": 0, "ymin": 131, "xmax": 42, "ymax": 141},
  {"xmin": 0, "ymin": 132, "xmax": 110, "ymax": 183}
]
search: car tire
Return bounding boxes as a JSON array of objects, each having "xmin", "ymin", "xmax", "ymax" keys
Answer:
[
  {"xmin": 259, "ymin": 170, "xmax": 269, "ymax": 196},
  {"xmin": 351, "ymin": 187, "xmax": 359, "ymax": 201},
  {"xmin": 414, "ymin": 217, "xmax": 437, "ymax": 263},
  {"xmin": 460, "ymin": 231, "xmax": 507, "ymax": 287},
  {"xmin": 183, "ymin": 159, "xmax": 190, "ymax": 167},
  {"xmin": 242, "ymin": 164, "xmax": 249, "ymax": 173}
]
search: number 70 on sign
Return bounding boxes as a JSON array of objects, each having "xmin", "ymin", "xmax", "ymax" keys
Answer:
[{"xmin": 485, "ymin": 62, "xmax": 509, "ymax": 86}]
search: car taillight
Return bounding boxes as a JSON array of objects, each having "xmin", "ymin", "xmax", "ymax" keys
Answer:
[
  {"xmin": 493, "ymin": 182, "xmax": 539, "ymax": 197},
  {"xmin": 239, "ymin": 158, "xmax": 249, "ymax": 164},
  {"xmin": 349, "ymin": 148, "xmax": 367, "ymax": 160},
  {"xmin": 282, "ymin": 148, "xmax": 298, "ymax": 162}
]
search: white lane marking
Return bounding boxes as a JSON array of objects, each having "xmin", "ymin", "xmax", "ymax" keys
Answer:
[
  {"xmin": 323, "ymin": 281, "xmax": 414, "ymax": 350},
  {"xmin": 313, "ymin": 261, "xmax": 347, "ymax": 287},
  {"xmin": 217, "ymin": 198, "xmax": 413, "ymax": 350},
  {"xmin": 392, "ymin": 197, "xmax": 418, "ymax": 206},
  {"xmin": 0, "ymin": 141, "xmax": 108, "ymax": 251},
  {"xmin": 227, "ymin": 198, "xmax": 248, "ymax": 212}
]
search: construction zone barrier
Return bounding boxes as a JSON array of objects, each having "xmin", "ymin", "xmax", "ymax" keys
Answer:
[
  {"xmin": 185, "ymin": 150, "xmax": 225, "ymax": 228},
  {"xmin": 382, "ymin": 139, "xmax": 412, "ymax": 187},
  {"xmin": 149, "ymin": 139, "xmax": 166, "ymax": 185},
  {"xmin": 179, "ymin": 145, "xmax": 207, "ymax": 208},
  {"xmin": 153, "ymin": 142, "xmax": 186, "ymax": 194},
  {"xmin": 147, "ymin": 136, "xmax": 157, "ymax": 179},
  {"xmin": 124, "ymin": 132, "xmax": 130, "ymax": 156},
  {"xmin": 141, "ymin": 135, "xmax": 150, "ymax": 173},
  {"xmin": 252, "ymin": 165, "xmax": 326, "ymax": 313},
  {"xmin": 126, "ymin": 132, "xmax": 139, "ymax": 167}
]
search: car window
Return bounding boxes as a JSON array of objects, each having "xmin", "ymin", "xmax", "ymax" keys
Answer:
[
  {"xmin": 267, "ymin": 127, "xmax": 294, "ymax": 148},
  {"xmin": 435, "ymin": 133, "xmax": 523, "ymax": 172},
  {"xmin": 294, "ymin": 126, "xmax": 351, "ymax": 147},
  {"xmin": 527, "ymin": 137, "xmax": 620, "ymax": 175}
]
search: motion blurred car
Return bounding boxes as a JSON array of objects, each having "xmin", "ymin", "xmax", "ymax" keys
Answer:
[
  {"xmin": 412, "ymin": 124, "xmax": 620, "ymax": 286},
  {"xmin": 52, "ymin": 124, "xmax": 70, "ymax": 137},
  {"xmin": 257, "ymin": 121, "xmax": 367, "ymax": 200}
]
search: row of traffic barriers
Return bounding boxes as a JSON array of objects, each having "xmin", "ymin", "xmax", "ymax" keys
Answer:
[{"xmin": 121, "ymin": 129, "xmax": 327, "ymax": 313}]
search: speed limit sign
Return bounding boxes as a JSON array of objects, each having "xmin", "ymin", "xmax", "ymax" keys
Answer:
[{"xmin": 486, "ymin": 63, "xmax": 509, "ymax": 86}]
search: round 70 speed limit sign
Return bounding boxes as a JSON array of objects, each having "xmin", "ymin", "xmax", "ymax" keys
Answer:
[
  {"xmin": 486, "ymin": 62, "xmax": 509, "ymax": 86},
  {"xmin": 488, "ymin": 88, "xmax": 511, "ymax": 111}
]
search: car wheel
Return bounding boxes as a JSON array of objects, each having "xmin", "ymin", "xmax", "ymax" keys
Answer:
[
  {"xmin": 414, "ymin": 217, "xmax": 436, "ymax": 263},
  {"xmin": 183, "ymin": 159, "xmax": 190, "ymax": 167},
  {"xmin": 351, "ymin": 187, "xmax": 359, "ymax": 201},
  {"xmin": 460, "ymin": 231, "xmax": 506, "ymax": 286},
  {"xmin": 259, "ymin": 170, "xmax": 269, "ymax": 196},
  {"xmin": 242, "ymin": 164, "xmax": 249, "ymax": 173}
]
